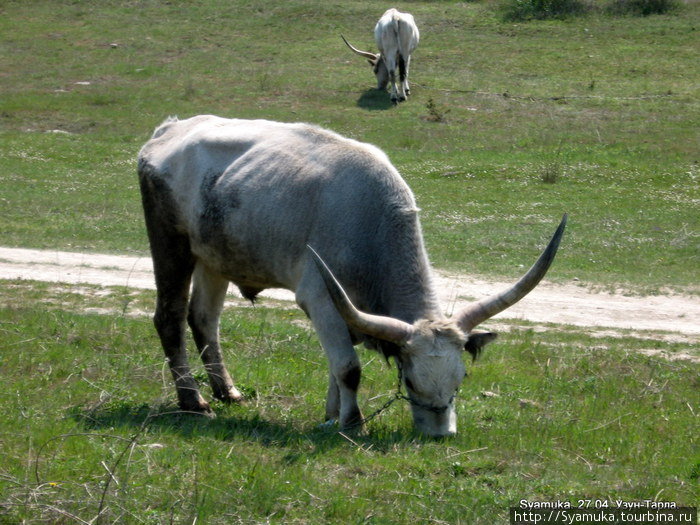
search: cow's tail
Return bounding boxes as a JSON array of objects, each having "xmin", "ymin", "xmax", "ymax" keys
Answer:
[{"xmin": 392, "ymin": 14, "xmax": 407, "ymax": 83}]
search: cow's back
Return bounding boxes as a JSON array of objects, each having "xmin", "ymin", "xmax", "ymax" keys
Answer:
[{"xmin": 374, "ymin": 8, "xmax": 419, "ymax": 56}]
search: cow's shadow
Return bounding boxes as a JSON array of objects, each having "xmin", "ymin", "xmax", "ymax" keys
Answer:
[
  {"xmin": 356, "ymin": 88, "xmax": 394, "ymax": 110},
  {"xmin": 70, "ymin": 400, "xmax": 421, "ymax": 455}
]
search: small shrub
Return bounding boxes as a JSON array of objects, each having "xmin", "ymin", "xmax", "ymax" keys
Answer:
[
  {"xmin": 606, "ymin": 0, "xmax": 678, "ymax": 16},
  {"xmin": 424, "ymin": 98, "xmax": 450, "ymax": 123},
  {"xmin": 541, "ymin": 141, "xmax": 565, "ymax": 183},
  {"xmin": 501, "ymin": 0, "xmax": 592, "ymax": 21},
  {"xmin": 540, "ymin": 163, "xmax": 561, "ymax": 184}
]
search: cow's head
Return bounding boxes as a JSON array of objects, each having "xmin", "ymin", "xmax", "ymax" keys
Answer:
[
  {"xmin": 341, "ymin": 35, "xmax": 389, "ymax": 91},
  {"xmin": 309, "ymin": 215, "xmax": 566, "ymax": 437}
]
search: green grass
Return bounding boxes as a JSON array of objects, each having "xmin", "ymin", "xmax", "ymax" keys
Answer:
[
  {"xmin": 0, "ymin": 282, "xmax": 697, "ymax": 523},
  {"xmin": 499, "ymin": 0, "xmax": 681, "ymax": 21},
  {"xmin": 0, "ymin": 2, "xmax": 698, "ymax": 521},
  {"xmin": 0, "ymin": 0, "xmax": 698, "ymax": 293}
]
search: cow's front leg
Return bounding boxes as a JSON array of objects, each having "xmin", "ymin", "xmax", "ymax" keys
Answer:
[
  {"xmin": 188, "ymin": 262, "xmax": 243, "ymax": 404},
  {"xmin": 296, "ymin": 286, "xmax": 364, "ymax": 432},
  {"xmin": 331, "ymin": 353, "xmax": 363, "ymax": 430},
  {"xmin": 325, "ymin": 372, "xmax": 340, "ymax": 422}
]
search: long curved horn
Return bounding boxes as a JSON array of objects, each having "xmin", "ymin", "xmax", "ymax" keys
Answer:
[
  {"xmin": 456, "ymin": 214, "xmax": 568, "ymax": 333},
  {"xmin": 308, "ymin": 246, "xmax": 414, "ymax": 345},
  {"xmin": 341, "ymin": 34, "xmax": 378, "ymax": 62}
]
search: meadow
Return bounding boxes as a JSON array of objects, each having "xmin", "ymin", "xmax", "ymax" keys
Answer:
[
  {"xmin": 0, "ymin": 282, "xmax": 697, "ymax": 523},
  {"xmin": 0, "ymin": 0, "xmax": 698, "ymax": 523}
]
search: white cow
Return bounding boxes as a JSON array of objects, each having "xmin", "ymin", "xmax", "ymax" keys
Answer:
[
  {"xmin": 138, "ymin": 115, "xmax": 566, "ymax": 437},
  {"xmin": 342, "ymin": 8, "xmax": 420, "ymax": 103}
]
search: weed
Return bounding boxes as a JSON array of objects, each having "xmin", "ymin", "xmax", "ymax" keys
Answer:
[
  {"xmin": 606, "ymin": 0, "xmax": 679, "ymax": 15},
  {"xmin": 424, "ymin": 97, "xmax": 450, "ymax": 122},
  {"xmin": 500, "ymin": 0, "xmax": 592, "ymax": 21},
  {"xmin": 588, "ymin": 76, "xmax": 596, "ymax": 91},
  {"xmin": 540, "ymin": 140, "xmax": 565, "ymax": 184},
  {"xmin": 500, "ymin": 0, "xmax": 678, "ymax": 19},
  {"xmin": 540, "ymin": 163, "xmax": 561, "ymax": 184},
  {"xmin": 182, "ymin": 79, "xmax": 197, "ymax": 101}
]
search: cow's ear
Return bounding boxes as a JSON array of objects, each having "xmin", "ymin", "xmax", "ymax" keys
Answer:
[{"xmin": 465, "ymin": 331, "xmax": 497, "ymax": 361}]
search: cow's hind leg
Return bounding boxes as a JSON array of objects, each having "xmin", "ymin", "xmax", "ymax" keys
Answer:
[
  {"xmin": 154, "ymin": 277, "xmax": 212, "ymax": 413},
  {"xmin": 400, "ymin": 55, "xmax": 411, "ymax": 97},
  {"xmin": 140, "ymin": 173, "xmax": 209, "ymax": 414},
  {"xmin": 396, "ymin": 55, "xmax": 407, "ymax": 101},
  {"xmin": 188, "ymin": 262, "xmax": 243, "ymax": 404},
  {"xmin": 389, "ymin": 68, "xmax": 400, "ymax": 104},
  {"xmin": 382, "ymin": 56, "xmax": 400, "ymax": 105},
  {"xmin": 150, "ymin": 241, "xmax": 210, "ymax": 413}
]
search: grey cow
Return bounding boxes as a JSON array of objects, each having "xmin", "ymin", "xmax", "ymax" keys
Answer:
[
  {"xmin": 342, "ymin": 8, "xmax": 420, "ymax": 103},
  {"xmin": 138, "ymin": 115, "xmax": 566, "ymax": 437}
]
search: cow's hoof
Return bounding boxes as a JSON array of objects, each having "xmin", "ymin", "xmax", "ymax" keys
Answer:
[
  {"xmin": 338, "ymin": 410, "xmax": 366, "ymax": 435},
  {"xmin": 339, "ymin": 423, "xmax": 368, "ymax": 437},
  {"xmin": 215, "ymin": 386, "xmax": 245, "ymax": 404},
  {"xmin": 198, "ymin": 408, "xmax": 217, "ymax": 419},
  {"xmin": 318, "ymin": 418, "xmax": 338, "ymax": 429},
  {"xmin": 181, "ymin": 407, "xmax": 216, "ymax": 419},
  {"xmin": 179, "ymin": 396, "xmax": 214, "ymax": 416}
]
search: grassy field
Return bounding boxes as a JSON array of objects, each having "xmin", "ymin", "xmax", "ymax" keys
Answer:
[
  {"xmin": 0, "ymin": 0, "xmax": 698, "ymax": 523},
  {"xmin": 0, "ymin": 282, "xmax": 697, "ymax": 523},
  {"xmin": 1, "ymin": 0, "xmax": 698, "ymax": 291}
]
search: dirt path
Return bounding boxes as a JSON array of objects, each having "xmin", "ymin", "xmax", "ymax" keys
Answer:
[{"xmin": 1, "ymin": 246, "xmax": 698, "ymax": 345}]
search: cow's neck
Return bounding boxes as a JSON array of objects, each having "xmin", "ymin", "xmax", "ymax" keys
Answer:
[
  {"xmin": 385, "ymin": 255, "xmax": 442, "ymax": 323},
  {"xmin": 375, "ymin": 215, "xmax": 442, "ymax": 323}
]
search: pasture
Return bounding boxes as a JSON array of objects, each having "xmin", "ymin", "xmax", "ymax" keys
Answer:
[{"xmin": 0, "ymin": 0, "xmax": 698, "ymax": 523}]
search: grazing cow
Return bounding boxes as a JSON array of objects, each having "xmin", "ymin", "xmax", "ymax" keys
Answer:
[
  {"xmin": 138, "ymin": 115, "xmax": 566, "ymax": 437},
  {"xmin": 342, "ymin": 8, "xmax": 420, "ymax": 103}
]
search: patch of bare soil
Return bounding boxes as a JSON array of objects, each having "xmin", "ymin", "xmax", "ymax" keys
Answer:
[{"xmin": 1, "ymin": 247, "xmax": 698, "ymax": 352}]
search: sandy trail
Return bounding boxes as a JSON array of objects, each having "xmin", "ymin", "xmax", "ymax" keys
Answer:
[{"xmin": 1, "ymin": 246, "xmax": 698, "ymax": 344}]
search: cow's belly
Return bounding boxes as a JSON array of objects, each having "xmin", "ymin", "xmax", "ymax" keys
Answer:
[{"xmin": 189, "ymin": 235, "xmax": 299, "ymax": 294}]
